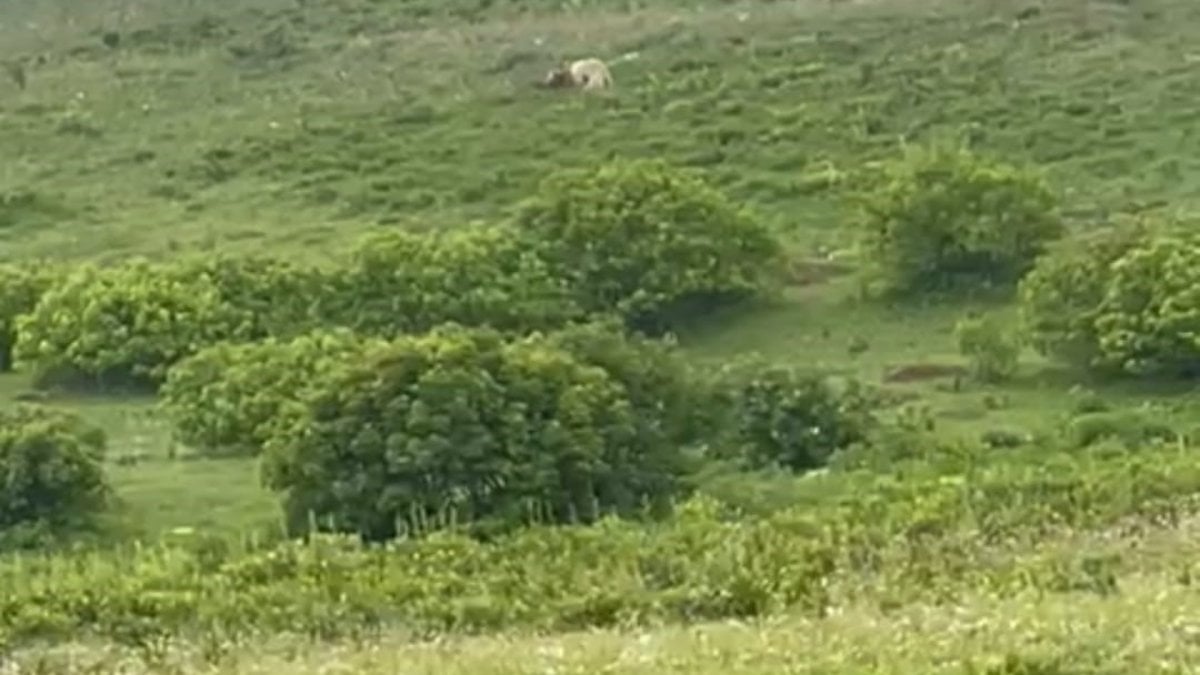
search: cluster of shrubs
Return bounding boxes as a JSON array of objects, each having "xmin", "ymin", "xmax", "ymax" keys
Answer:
[
  {"xmin": 0, "ymin": 159, "xmax": 880, "ymax": 543},
  {"xmin": 5, "ymin": 142, "xmax": 1191, "ymax": 552},
  {"xmin": 160, "ymin": 320, "xmax": 876, "ymax": 540},
  {"xmin": 1, "ymin": 159, "xmax": 783, "ymax": 389},
  {"xmin": 852, "ymin": 142, "xmax": 1200, "ymax": 387},
  {"xmin": 5, "ymin": 142, "xmax": 1200, "ymax": 651}
]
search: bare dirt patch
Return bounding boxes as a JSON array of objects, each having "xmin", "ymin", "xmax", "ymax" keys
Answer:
[
  {"xmin": 883, "ymin": 362, "xmax": 968, "ymax": 384},
  {"xmin": 786, "ymin": 258, "xmax": 855, "ymax": 287}
]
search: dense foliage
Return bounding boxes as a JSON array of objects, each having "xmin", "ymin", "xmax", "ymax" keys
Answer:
[
  {"xmin": 325, "ymin": 226, "xmax": 581, "ymax": 338},
  {"xmin": 1018, "ymin": 219, "xmax": 1200, "ymax": 378},
  {"xmin": 0, "ymin": 262, "xmax": 59, "ymax": 372},
  {"xmin": 706, "ymin": 359, "xmax": 876, "ymax": 473},
  {"xmin": 542, "ymin": 319, "xmax": 714, "ymax": 451},
  {"xmin": 159, "ymin": 329, "xmax": 385, "ymax": 457},
  {"xmin": 1092, "ymin": 227, "xmax": 1200, "ymax": 377},
  {"xmin": 858, "ymin": 144, "xmax": 1064, "ymax": 295},
  {"xmin": 262, "ymin": 325, "xmax": 692, "ymax": 540},
  {"xmin": 12, "ymin": 260, "xmax": 242, "ymax": 389},
  {"xmin": 0, "ymin": 405, "xmax": 109, "ymax": 536},
  {"xmin": 511, "ymin": 159, "xmax": 784, "ymax": 332},
  {"xmin": 173, "ymin": 253, "xmax": 328, "ymax": 341},
  {"xmin": 1018, "ymin": 221, "xmax": 1148, "ymax": 372}
]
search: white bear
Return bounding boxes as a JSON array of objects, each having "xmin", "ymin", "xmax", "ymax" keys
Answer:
[{"xmin": 540, "ymin": 57, "xmax": 614, "ymax": 92}]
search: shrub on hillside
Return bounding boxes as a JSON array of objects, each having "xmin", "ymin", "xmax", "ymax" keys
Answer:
[
  {"xmin": 324, "ymin": 226, "xmax": 581, "ymax": 338},
  {"xmin": 173, "ymin": 253, "xmax": 328, "ymax": 341},
  {"xmin": 0, "ymin": 262, "xmax": 61, "ymax": 372},
  {"xmin": 0, "ymin": 405, "xmax": 109, "ymax": 537},
  {"xmin": 1018, "ymin": 221, "xmax": 1149, "ymax": 371},
  {"xmin": 12, "ymin": 260, "xmax": 240, "ymax": 389},
  {"xmin": 1091, "ymin": 227, "xmax": 1200, "ymax": 377},
  {"xmin": 160, "ymin": 329, "xmax": 385, "ymax": 457},
  {"xmin": 542, "ymin": 319, "xmax": 715, "ymax": 450},
  {"xmin": 954, "ymin": 312, "xmax": 1021, "ymax": 382},
  {"xmin": 262, "ymin": 325, "xmax": 692, "ymax": 540},
  {"xmin": 707, "ymin": 358, "xmax": 876, "ymax": 473},
  {"xmin": 511, "ymin": 159, "xmax": 785, "ymax": 333},
  {"xmin": 858, "ymin": 144, "xmax": 1064, "ymax": 295}
]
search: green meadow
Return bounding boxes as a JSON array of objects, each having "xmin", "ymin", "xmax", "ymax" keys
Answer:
[{"xmin": 5, "ymin": 0, "xmax": 1200, "ymax": 672}]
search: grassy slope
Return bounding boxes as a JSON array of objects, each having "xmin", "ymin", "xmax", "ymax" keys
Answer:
[{"xmin": 4, "ymin": 0, "xmax": 1200, "ymax": 263}]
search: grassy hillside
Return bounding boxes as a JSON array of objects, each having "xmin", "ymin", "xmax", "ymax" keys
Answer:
[
  {"xmin": 6, "ymin": 0, "xmax": 1200, "ymax": 671},
  {"xmin": 4, "ymin": 0, "xmax": 1200, "ymax": 263}
]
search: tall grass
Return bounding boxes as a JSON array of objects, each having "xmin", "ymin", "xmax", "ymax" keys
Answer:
[{"xmin": 2, "ymin": 436, "xmax": 1198, "ymax": 657}]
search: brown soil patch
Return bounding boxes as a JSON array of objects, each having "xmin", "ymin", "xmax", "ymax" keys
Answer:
[
  {"xmin": 787, "ymin": 258, "xmax": 854, "ymax": 287},
  {"xmin": 883, "ymin": 362, "xmax": 968, "ymax": 384}
]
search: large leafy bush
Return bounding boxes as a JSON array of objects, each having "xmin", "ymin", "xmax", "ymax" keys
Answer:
[
  {"xmin": 0, "ymin": 405, "xmax": 109, "ymax": 535},
  {"xmin": 12, "ymin": 259, "xmax": 239, "ymax": 389},
  {"xmin": 1018, "ymin": 221, "xmax": 1148, "ymax": 371},
  {"xmin": 0, "ymin": 262, "xmax": 60, "ymax": 372},
  {"xmin": 1091, "ymin": 227, "xmax": 1200, "ymax": 377},
  {"xmin": 542, "ymin": 319, "xmax": 714, "ymax": 450},
  {"xmin": 706, "ymin": 358, "xmax": 876, "ymax": 473},
  {"xmin": 173, "ymin": 253, "xmax": 327, "ymax": 341},
  {"xmin": 160, "ymin": 329, "xmax": 385, "ymax": 457},
  {"xmin": 325, "ymin": 225, "xmax": 581, "ymax": 338},
  {"xmin": 511, "ymin": 159, "xmax": 784, "ymax": 332},
  {"xmin": 858, "ymin": 144, "xmax": 1064, "ymax": 295},
  {"xmin": 262, "ymin": 325, "xmax": 692, "ymax": 540}
]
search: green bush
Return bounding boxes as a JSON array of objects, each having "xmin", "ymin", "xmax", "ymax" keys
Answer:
[
  {"xmin": 1018, "ymin": 221, "xmax": 1148, "ymax": 371},
  {"xmin": 12, "ymin": 260, "xmax": 240, "ymax": 389},
  {"xmin": 707, "ymin": 358, "xmax": 876, "ymax": 473},
  {"xmin": 542, "ymin": 319, "xmax": 714, "ymax": 451},
  {"xmin": 954, "ymin": 312, "xmax": 1021, "ymax": 382},
  {"xmin": 262, "ymin": 325, "xmax": 692, "ymax": 540},
  {"xmin": 325, "ymin": 225, "xmax": 581, "ymax": 338},
  {"xmin": 0, "ymin": 262, "xmax": 61, "ymax": 372},
  {"xmin": 858, "ymin": 144, "xmax": 1064, "ymax": 295},
  {"xmin": 159, "ymin": 329, "xmax": 385, "ymax": 457},
  {"xmin": 511, "ymin": 158, "xmax": 785, "ymax": 332},
  {"xmin": 0, "ymin": 405, "xmax": 109, "ymax": 536},
  {"xmin": 172, "ymin": 253, "xmax": 328, "ymax": 341},
  {"xmin": 1092, "ymin": 227, "xmax": 1200, "ymax": 377}
]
